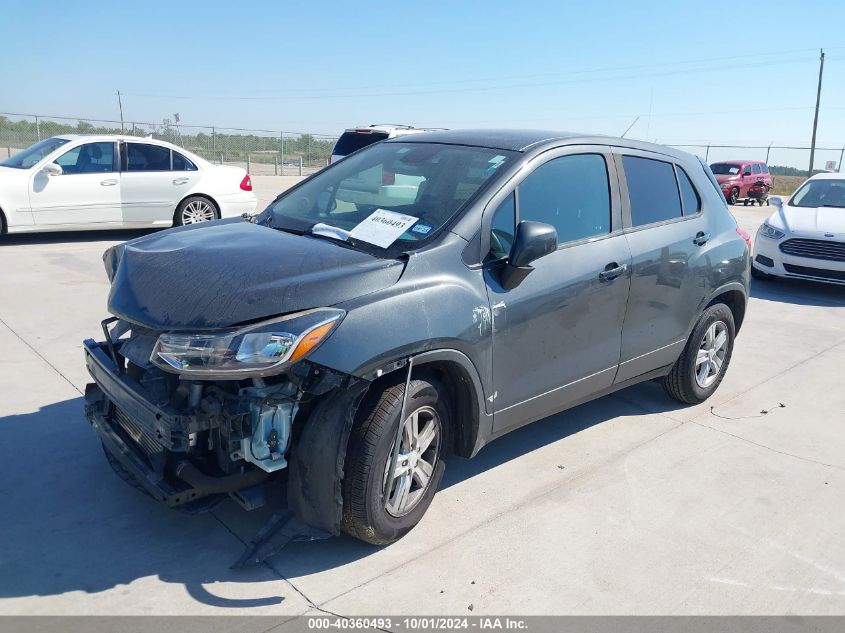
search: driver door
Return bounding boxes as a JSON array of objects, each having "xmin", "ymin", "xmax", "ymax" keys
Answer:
[
  {"xmin": 483, "ymin": 149, "xmax": 632, "ymax": 433},
  {"xmin": 30, "ymin": 141, "xmax": 121, "ymax": 226}
]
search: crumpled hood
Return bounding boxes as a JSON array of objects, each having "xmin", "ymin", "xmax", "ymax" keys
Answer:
[
  {"xmin": 774, "ymin": 205, "xmax": 845, "ymax": 236},
  {"xmin": 105, "ymin": 218, "xmax": 404, "ymax": 331}
]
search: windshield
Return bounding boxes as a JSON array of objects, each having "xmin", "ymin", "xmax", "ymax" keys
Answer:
[
  {"xmin": 709, "ymin": 163, "xmax": 741, "ymax": 176},
  {"xmin": 789, "ymin": 179, "xmax": 845, "ymax": 208},
  {"xmin": 1, "ymin": 137, "xmax": 70, "ymax": 169},
  {"xmin": 263, "ymin": 141, "xmax": 514, "ymax": 253}
]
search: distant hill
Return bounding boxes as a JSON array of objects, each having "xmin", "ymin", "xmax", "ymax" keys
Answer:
[{"xmin": 770, "ymin": 165, "xmax": 830, "ymax": 177}]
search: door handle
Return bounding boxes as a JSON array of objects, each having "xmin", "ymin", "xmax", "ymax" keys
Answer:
[
  {"xmin": 173, "ymin": 177, "xmax": 189, "ymax": 185},
  {"xmin": 100, "ymin": 179, "xmax": 118, "ymax": 186},
  {"xmin": 693, "ymin": 231, "xmax": 711, "ymax": 246},
  {"xmin": 599, "ymin": 262, "xmax": 627, "ymax": 282}
]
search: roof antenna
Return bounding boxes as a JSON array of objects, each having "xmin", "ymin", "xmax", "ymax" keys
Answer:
[{"xmin": 621, "ymin": 116, "xmax": 640, "ymax": 139}]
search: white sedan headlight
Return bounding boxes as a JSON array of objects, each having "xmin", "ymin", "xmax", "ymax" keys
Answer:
[
  {"xmin": 150, "ymin": 308, "xmax": 344, "ymax": 378},
  {"xmin": 758, "ymin": 223, "xmax": 786, "ymax": 240}
]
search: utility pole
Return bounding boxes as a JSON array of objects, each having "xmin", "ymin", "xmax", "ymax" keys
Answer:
[
  {"xmin": 116, "ymin": 90, "xmax": 125, "ymax": 133},
  {"xmin": 808, "ymin": 49, "xmax": 825, "ymax": 176}
]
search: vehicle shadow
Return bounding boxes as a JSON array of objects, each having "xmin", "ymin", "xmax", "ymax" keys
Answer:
[
  {"xmin": 0, "ymin": 229, "xmax": 158, "ymax": 246},
  {"xmin": 0, "ymin": 384, "xmax": 673, "ymax": 609},
  {"xmin": 750, "ymin": 276, "xmax": 845, "ymax": 307}
]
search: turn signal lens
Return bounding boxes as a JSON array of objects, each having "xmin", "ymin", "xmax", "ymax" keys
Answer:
[
  {"xmin": 240, "ymin": 174, "xmax": 253, "ymax": 191},
  {"xmin": 290, "ymin": 321, "xmax": 336, "ymax": 363},
  {"xmin": 736, "ymin": 227, "xmax": 751, "ymax": 249}
]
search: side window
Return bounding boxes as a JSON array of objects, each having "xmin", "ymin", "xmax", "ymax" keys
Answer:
[
  {"xmin": 761, "ymin": 163, "xmax": 769, "ymax": 174},
  {"xmin": 675, "ymin": 166, "xmax": 701, "ymax": 215},
  {"xmin": 126, "ymin": 143, "xmax": 171, "ymax": 172},
  {"xmin": 622, "ymin": 155, "xmax": 682, "ymax": 226},
  {"xmin": 518, "ymin": 153, "xmax": 610, "ymax": 244},
  {"xmin": 55, "ymin": 142, "xmax": 114, "ymax": 174},
  {"xmin": 742, "ymin": 164, "xmax": 752, "ymax": 176},
  {"xmin": 488, "ymin": 192, "xmax": 516, "ymax": 260},
  {"xmin": 752, "ymin": 163, "xmax": 761, "ymax": 175},
  {"xmin": 172, "ymin": 151, "xmax": 198, "ymax": 171}
]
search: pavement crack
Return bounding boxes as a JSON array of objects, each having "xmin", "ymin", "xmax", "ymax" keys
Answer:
[
  {"xmin": 691, "ymin": 419, "xmax": 845, "ymax": 471},
  {"xmin": 209, "ymin": 511, "xmax": 324, "ymax": 613},
  {"xmin": 0, "ymin": 315, "xmax": 83, "ymax": 395}
]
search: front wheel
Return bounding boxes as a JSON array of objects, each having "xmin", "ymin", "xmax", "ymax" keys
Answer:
[
  {"xmin": 662, "ymin": 303, "xmax": 735, "ymax": 404},
  {"xmin": 174, "ymin": 196, "xmax": 219, "ymax": 226},
  {"xmin": 342, "ymin": 378, "xmax": 450, "ymax": 545},
  {"xmin": 729, "ymin": 188, "xmax": 739, "ymax": 205}
]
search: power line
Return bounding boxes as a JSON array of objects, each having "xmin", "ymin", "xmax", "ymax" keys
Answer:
[{"xmin": 123, "ymin": 56, "xmax": 819, "ymax": 102}]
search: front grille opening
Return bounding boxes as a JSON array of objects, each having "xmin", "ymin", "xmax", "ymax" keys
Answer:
[
  {"xmin": 783, "ymin": 264, "xmax": 845, "ymax": 281},
  {"xmin": 780, "ymin": 238, "xmax": 845, "ymax": 263}
]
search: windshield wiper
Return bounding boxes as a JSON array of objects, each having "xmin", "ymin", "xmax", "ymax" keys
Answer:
[{"xmin": 310, "ymin": 223, "xmax": 352, "ymax": 242}]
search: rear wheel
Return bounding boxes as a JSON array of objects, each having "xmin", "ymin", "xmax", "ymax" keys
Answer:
[
  {"xmin": 342, "ymin": 378, "xmax": 450, "ymax": 545},
  {"xmin": 662, "ymin": 303, "xmax": 735, "ymax": 404},
  {"xmin": 174, "ymin": 196, "xmax": 219, "ymax": 226}
]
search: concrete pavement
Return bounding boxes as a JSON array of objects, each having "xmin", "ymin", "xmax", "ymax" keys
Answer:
[{"xmin": 1, "ymin": 189, "xmax": 844, "ymax": 615}]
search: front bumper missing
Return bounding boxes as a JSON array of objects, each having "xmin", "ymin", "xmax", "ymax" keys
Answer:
[{"xmin": 83, "ymin": 338, "xmax": 250, "ymax": 508}]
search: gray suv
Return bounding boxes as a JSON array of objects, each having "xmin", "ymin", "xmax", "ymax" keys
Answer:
[{"xmin": 83, "ymin": 130, "xmax": 750, "ymax": 545}]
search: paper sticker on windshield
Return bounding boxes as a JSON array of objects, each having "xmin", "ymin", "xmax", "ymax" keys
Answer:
[
  {"xmin": 411, "ymin": 223, "xmax": 432, "ymax": 235},
  {"xmin": 349, "ymin": 209, "xmax": 420, "ymax": 248}
]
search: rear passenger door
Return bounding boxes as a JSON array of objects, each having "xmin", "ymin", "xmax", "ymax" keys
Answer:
[
  {"xmin": 120, "ymin": 142, "xmax": 192, "ymax": 226},
  {"xmin": 613, "ymin": 151, "xmax": 709, "ymax": 384}
]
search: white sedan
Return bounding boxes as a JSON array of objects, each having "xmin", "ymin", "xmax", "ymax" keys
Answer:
[
  {"xmin": 0, "ymin": 135, "xmax": 257, "ymax": 234},
  {"xmin": 752, "ymin": 173, "xmax": 845, "ymax": 285}
]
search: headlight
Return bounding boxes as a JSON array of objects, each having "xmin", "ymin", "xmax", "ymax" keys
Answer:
[
  {"xmin": 150, "ymin": 308, "xmax": 344, "ymax": 377},
  {"xmin": 758, "ymin": 223, "xmax": 786, "ymax": 240}
]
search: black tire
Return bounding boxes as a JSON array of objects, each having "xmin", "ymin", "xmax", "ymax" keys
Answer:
[
  {"xmin": 751, "ymin": 265, "xmax": 772, "ymax": 281},
  {"xmin": 662, "ymin": 303, "xmax": 735, "ymax": 405},
  {"xmin": 729, "ymin": 188, "xmax": 739, "ymax": 205},
  {"xmin": 743, "ymin": 198, "xmax": 749, "ymax": 206},
  {"xmin": 174, "ymin": 196, "xmax": 219, "ymax": 226},
  {"xmin": 342, "ymin": 377, "xmax": 450, "ymax": 545}
]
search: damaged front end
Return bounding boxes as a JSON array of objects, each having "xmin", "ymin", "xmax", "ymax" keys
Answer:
[{"xmin": 84, "ymin": 312, "xmax": 356, "ymax": 515}]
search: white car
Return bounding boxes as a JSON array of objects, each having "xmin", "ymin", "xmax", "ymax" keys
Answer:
[
  {"xmin": 329, "ymin": 124, "xmax": 445, "ymax": 164},
  {"xmin": 0, "ymin": 135, "xmax": 257, "ymax": 234},
  {"xmin": 752, "ymin": 172, "xmax": 845, "ymax": 285}
]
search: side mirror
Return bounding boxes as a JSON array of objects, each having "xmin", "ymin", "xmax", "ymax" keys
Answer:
[
  {"xmin": 769, "ymin": 195, "xmax": 783, "ymax": 207},
  {"xmin": 41, "ymin": 163, "xmax": 62, "ymax": 176},
  {"xmin": 498, "ymin": 220, "xmax": 557, "ymax": 290}
]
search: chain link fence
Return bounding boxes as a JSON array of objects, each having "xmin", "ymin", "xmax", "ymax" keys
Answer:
[
  {"xmin": 3, "ymin": 112, "xmax": 844, "ymax": 193},
  {"xmin": 0, "ymin": 112, "xmax": 338, "ymax": 176}
]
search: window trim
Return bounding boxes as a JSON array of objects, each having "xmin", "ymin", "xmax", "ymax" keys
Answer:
[
  {"xmin": 53, "ymin": 141, "xmax": 118, "ymax": 175},
  {"xmin": 674, "ymin": 164, "xmax": 702, "ymax": 216},
  {"xmin": 613, "ymin": 148, "xmax": 703, "ymax": 233},
  {"xmin": 478, "ymin": 145, "xmax": 623, "ymax": 266},
  {"xmin": 172, "ymin": 150, "xmax": 198, "ymax": 172}
]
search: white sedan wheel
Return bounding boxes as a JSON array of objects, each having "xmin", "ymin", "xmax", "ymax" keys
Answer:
[{"xmin": 180, "ymin": 199, "xmax": 217, "ymax": 224}]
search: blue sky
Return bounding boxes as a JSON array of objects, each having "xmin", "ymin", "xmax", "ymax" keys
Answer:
[{"xmin": 2, "ymin": 0, "xmax": 844, "ymax": 166}]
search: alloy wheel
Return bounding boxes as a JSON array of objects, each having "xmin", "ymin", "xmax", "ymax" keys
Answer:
[
  {"xmin": 383, "ymin": 405, "xmax": 441, "ymax": 517},
  {"xmin": 695, "ymin": 320, "xmax": 729, "ymax": 388},
  {"xmin": 181, "ymin": 199, "xmax": 215, "ymax": 224}
]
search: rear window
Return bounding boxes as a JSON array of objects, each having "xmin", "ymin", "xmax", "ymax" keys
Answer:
[
  {"xmin": 622, "ymin": 156, "xmax": 682, "ymax": 226},
  {"xmin": 333, "ymin": 131, "xmax": 390, "ymax": 157}
]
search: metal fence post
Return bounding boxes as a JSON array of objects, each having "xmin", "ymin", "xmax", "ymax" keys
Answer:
[
  {"xmin": 274, "ymin": 156, "xmax": 278, "ymax": 176},
  {"xmin": 766, "ymin": 143, "xmax": 772, "ymax": 164},
  {"xmin": 299, "ymin": 156, "xmax": 303, "ymax": 176},
  {"xmin": 220, "ymin": 153, "xmax": 224, "ymax": 166},
  {"xmin": 247, "ymin": 153, "xmax": 251, "ymax": 174},
  {"xmin": 280, "ymin": 132, "xmax": 285, "ymax": 176},
  {"xmin": 307, "ymin": 135, "xmax": 312, "ymax": 167},
  {"xmin": 839, "ymin": 147, "xmax": 844, "ymax": 173},
  {"xmin": 35, "ymin": 115, "xmax": 41, "ymax": 141},
  {"xmin": 212, "ymin": 127, "xmax": 216, "ymax": 155},
  {"xmin": 705, "ymin": 144, "xmax": 710, "ymax": 161}
]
